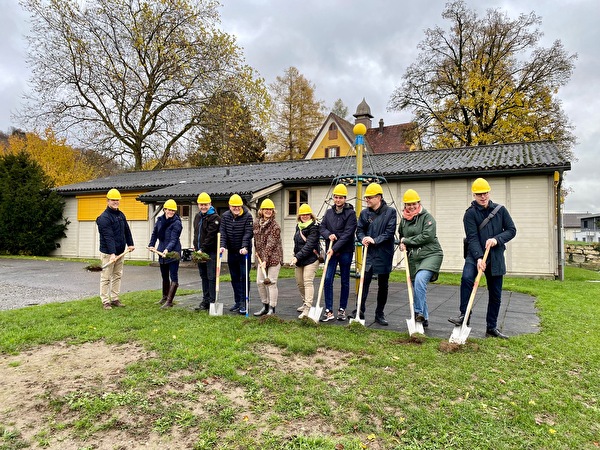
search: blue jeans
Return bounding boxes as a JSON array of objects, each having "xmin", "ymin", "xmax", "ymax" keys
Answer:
[
  {"xmin": 228, "ymin": 251, "xmax": 251, "ymax": 306},
  {"xmin": 324, "ymin": 251, "xmax": 353, "ymax": 311},
  {"xmin": 197, "ymin": 252, "xmax": 217, "ymax": 304},
  {"xmin": 413, "ymin": 269, "xmax": 433, "ymax": 320},
  {"xmin": 460, "ymin": 260, "xmax": 503, "ymax": 329}
]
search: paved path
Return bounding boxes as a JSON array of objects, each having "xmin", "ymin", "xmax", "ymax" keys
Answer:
[{"xmin": 0, "ymin": 259, "xmax": 538, "ymax": 339}]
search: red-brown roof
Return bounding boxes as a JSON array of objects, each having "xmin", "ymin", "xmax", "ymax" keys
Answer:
[{"xmin": 365, "ymin": 122, "xmax": 415, "ymax": 154}]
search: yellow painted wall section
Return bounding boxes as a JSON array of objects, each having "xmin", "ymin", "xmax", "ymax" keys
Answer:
[
  {"xmin": 77, "ymin": 192, "xmax": 148, "ymax": 221},
  {"xmin": 309, "ymin": 134, "xmax": 353, "ymax": 159}
]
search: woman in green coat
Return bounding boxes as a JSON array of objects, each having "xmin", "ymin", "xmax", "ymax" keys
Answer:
[{"xmin": 398, "ymin": 189, "xmax": 444, "ymax": 327}]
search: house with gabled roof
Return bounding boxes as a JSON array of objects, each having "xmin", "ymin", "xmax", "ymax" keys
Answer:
[
  {"xmin": 304, "ymin": 98, "xmax": 416, "ymax": 159},
  {"xmin": 55, "ymin": 140, "xmax": 570, "ymax": 278}
]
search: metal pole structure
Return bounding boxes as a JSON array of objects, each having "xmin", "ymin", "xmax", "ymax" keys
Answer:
[{"xmin": 353, "ymin": 123, "xmax": 367, "ymax": 293}]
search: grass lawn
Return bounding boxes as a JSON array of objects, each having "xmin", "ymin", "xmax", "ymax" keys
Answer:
[{"xmin": 0, "ymin": 266, "xmax": 599, "ymax": 449}]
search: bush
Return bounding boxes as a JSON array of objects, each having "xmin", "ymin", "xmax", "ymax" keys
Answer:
[{"xmin": 0, "ymin": 152, "xmax": 69, "ymax": 255}]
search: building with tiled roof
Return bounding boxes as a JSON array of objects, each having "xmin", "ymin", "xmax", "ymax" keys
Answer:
[
  {"xmin": 55, "ymin": 140, "xmax": 570, "ymax": 278},
  {"xmin": 304, "ymin": 98, "xmax": 416, "ymax": 159}
]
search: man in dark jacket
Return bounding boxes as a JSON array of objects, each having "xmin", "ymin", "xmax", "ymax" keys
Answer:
[
  {"xmin": 219, "ymin": 194, "xmax": 254, "ymax": 314},
  {"xmin": 96, "ymin": 188, "xmax": 135, "ymax": 310},
  {"xmin": 355, "ymin": 183, "xmax": 397, "ymax": 325},
  {"xmin": 319, "ymin": 184, "xmax": 357, "ymax": 322},
  {"xmin": 193, "ymin": 192, "xmax": 221, "ymax": 311},
  {"xmin": 449, "ymin": 178, "xmax": 517, "ymax": 338}
]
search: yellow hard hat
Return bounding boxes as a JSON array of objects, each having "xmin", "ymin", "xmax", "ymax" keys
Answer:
[
  {"xmin": 163, "ymin": 199, "xmax": 177, "ymax": 211},
  {"xmin": 332, "ymin": 184, "xmax": 348, "ymax": 197},
  {"xmin": 260, "ymin": 198, "xmax": 275, "ymax": 209},
  {"xmin": 106, "ymin": 188, "xmax": 121, "ymax": 200},
  {"xmin": 298, "ymin": 204, "xmax": 313, "ymax": 215},
  {"xmin": 364, "ymin": 183, "xmax": 383, "ymax": 197},
  {"xmin": 472, "ymin": 178, "xmax": 491, "ymax": 194},
  {"xmin": 229, "ymin": 194, "xmax": 243, "ymax": 206},
  {"xmin": 403, "ymin": 189, "xmax": 420, "ymax": 203},
  {"xmin": 197, "ymin": 192, "xmax": 211, "ymax": 204}
]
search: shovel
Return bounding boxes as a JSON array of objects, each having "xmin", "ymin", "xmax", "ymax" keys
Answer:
[
  {"xmin": 349, "ymin": 245, "xmax": 368, "ymax": 326},
  {"xmin": 404, "ymin": 249, "xmax": 425, "ymax": 336},
  {"xmin": 101, "ymin": 248, "xmax": 131, "ymax": 269},
  {"xmin": 147, "ymin": 247, "xmax": 166, "ymax": 258},
  {"xmin": 308, "ymin": 240, "xmax": 333, "ymax": 323},
  {"xmin": 244, "ymin": 252, "xmax": 249, "ymax": 318},
  {"xmin": 209, "ymin": 233, "xmax": 224, "ymax": 316},
  {"xmin": 449, "ymin": 246, "xmax": 490, "ymax": 344},
  {"xmin": 255, "ymin": 253, "xmax": 272, "ymax": 285}
]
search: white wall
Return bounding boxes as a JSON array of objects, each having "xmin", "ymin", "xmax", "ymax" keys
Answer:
[{"xmin": 55, "ymin": 173, "xmax": 559, "ymax": 277}]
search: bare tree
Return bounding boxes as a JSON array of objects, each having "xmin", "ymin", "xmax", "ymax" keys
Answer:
[
  {"xmin": 388, "ymin": 0, "xmax": 577, "ymax": 157},
  {"xmin": 18, "ymin": 0, "xmax": 269, "ymax": 170},
  {"xmin": 267, "ymin": 67, "xmax": 325, "ymax": 161}
]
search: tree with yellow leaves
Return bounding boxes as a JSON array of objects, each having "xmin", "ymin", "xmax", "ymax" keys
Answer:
[
  {"xmin": 2, "ymin": 128, "xmax": 98, "ymax": 186},
  {"xmin": 388, "ymin": 0, "xmax": 576, "ymax": 158},
  {"xmin": 267, "ymin": 67, "xmax": 326, "ymax": 161}
]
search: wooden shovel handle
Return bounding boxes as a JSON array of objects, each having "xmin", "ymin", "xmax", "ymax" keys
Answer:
[
  {"xmin": 355, "ymin": 245, "xmax": 369, "ymax": 313},
  {"xmin": 463, "ymin": 246, "xmax": 491, "ymax": 323}
]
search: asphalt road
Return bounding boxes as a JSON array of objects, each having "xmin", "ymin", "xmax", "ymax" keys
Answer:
[
  {"xmin": 0, "ymin": 258, "xmax": 539, "ymax": 339},
  {"xmin": 0, "ymin": 259, "xmax": 201, "ymax": 310}
]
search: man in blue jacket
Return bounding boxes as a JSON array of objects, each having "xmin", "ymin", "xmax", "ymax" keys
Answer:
[
  {"xmin": 319, "ymin": 184, "xmax": 357, "ymax": 322},
  {"xmin": 355, "ymin": 183, "xmax": 397, "ymax": 326},
  {"xmin": 219, "ymin": 194, "xmax": 254, "ymax": 314},
  {"xmin": 96, "ymin": 188, "xmax": 135, "ymax": 310},
  {"xmin": 449, "ymin": 178, "xmax": 517, "ymax": 338}
]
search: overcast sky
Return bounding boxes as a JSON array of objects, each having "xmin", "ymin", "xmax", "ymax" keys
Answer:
[{"xmin": 1, "ymin": 0, "xmax": 598, "ymax": 213}]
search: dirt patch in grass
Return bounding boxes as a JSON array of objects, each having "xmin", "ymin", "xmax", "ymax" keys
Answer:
[
  {"xmin": 0, "ymin": 342, "xmax": 373, "ymax": 449},
  {"xmin": 0, "ymin": 341, "xmax": 158, "ymax": 449}
]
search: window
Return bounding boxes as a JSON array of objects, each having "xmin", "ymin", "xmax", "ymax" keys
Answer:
[
  {"xmin": 288, "ymin": 189, "xmax": 308, "ymax": 216},
  {"xmin": 180, "ymin": 205, "xmax": 190, "ymax": 219},
  {"xmin": 326, "ymin": 146, "xmax": 340, "ymax": 158},
  {"xmin": 77, "ymin": 192, "xmax": 148, "ymax": 221},
  {"xmin": 328, "ymin": 123, "xmax": 338, "ymax": 140}
]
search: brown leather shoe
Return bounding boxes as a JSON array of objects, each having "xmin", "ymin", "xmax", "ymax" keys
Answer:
[
  {"xmin": 111, "ymin": 299, "xmax": 125, "ymax": 307},
  {"xmin": 103, "ymin": 303, "xmax": 112, "ymax": 310}
]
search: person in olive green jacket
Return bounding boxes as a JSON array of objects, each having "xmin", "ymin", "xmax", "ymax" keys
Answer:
[{"xmin": 398, "ymin": 189, "xmax": 444, "ymax": 327}]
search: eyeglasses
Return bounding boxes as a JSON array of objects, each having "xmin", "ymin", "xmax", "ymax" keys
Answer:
[
  {"xmin": 475, "ymin": 192, "xmax": 490, "ymax": 197},
  {"xmin": 364, "ymin": 196, "xmax": 376, "ymax": 200}
]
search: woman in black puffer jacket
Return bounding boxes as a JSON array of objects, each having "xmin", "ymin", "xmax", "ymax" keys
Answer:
[{"xmin": 291, "ymin": 203, "xmax": 321, "ymax": 319}]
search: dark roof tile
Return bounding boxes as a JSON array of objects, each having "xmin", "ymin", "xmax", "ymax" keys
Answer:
[{"xmin": 56, "ymin": 141, "xmax": 570, "ymax": 201}]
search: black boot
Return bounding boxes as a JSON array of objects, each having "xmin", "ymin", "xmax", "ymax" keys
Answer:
[
  {"xmin": 254, "ymin": 303, "xmax": 269, "ymax": 316},
  {"xmin": 157, "ymin": 279, "xmax": 170, "ymax": 305},
  {"xmin": 161, "ymin": 282, "xmax": 178, "ymax": 308},
  {"xmin": 267, "ymin": 306, "xmax": 276, "ymax": 315}
]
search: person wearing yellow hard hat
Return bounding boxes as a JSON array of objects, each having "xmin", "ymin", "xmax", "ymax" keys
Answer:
[
  {"xmin": 252, "ymin": 198, "xmax": 284, "ymax": 316},
  {"xmin": 449, "ymin": 178, "xmax": 516, "ymax": 339},
  {"xmin": 219, "ymin": 194, "xmax": 254, "ymax": 314},
  {"xmin": 96, "ymin": 188, "xmax": 135, "ymax": 310},
  {"xmin": 355, "ymin": 183, "xmax": 397, "ymax": 325},
  {"xmin": 291, "ymin": 203, "xmax": 321, "ymax": 319},
  {"xmin": 398, "ymin": 189, "xmax": 444, "ymax": 328},
  {"xmin": 318, "ymin": 184, "xmax": 357, "ymax": 322},
  {"xmin": 148, "ymin": 199, "xmax": 183, "ymax": 308},
  {"xmin": 193, "ymin": 192, "xmax": 221, "ymax": 311}
]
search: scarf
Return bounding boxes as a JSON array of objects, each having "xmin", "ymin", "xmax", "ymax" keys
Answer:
[
  {"xmin": 297, "ymin": 219, "xmax": 313, "ymax": 230},
  {"xmin": 402, "ymin": 204, "xmax": 422, "ymax": 221}
]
